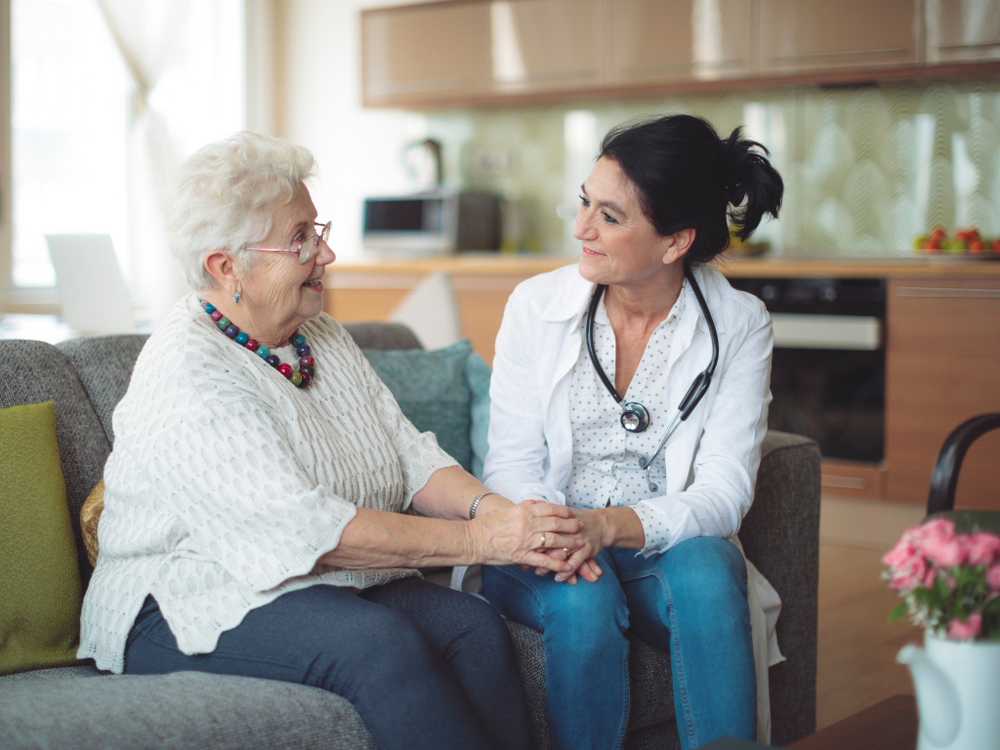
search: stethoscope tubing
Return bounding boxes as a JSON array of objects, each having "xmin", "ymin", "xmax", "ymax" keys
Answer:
[{"xmin": 586, "ymin": 265, "xmax": 720, "ymax": 482}]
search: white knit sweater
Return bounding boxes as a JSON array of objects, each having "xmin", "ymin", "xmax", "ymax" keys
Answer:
[{"xmin": 78, "ymin": 294, "xmax": 458, "ymax": 673}]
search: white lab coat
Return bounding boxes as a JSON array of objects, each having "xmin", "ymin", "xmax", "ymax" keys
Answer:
[{"xmin": 483, "ymin": 263, "xmax": 784, "ymax": 744}]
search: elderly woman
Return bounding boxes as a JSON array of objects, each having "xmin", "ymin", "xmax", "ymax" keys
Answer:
[
  {"xmin": 77, "ymin": 133, "xmax": 584, "ymax": 750},
  {"xmin": 480, "ymin": 115, "xmax": 785, "ymax": 750}
]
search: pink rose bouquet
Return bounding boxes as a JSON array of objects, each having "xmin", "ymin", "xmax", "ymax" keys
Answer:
[{"xmin": 882, "ymin": 518, "xmax": 1000, "ymax": 641}]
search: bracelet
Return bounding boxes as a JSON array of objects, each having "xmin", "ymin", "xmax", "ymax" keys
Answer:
[{"xmin": 469, "ymin": 491, "xmax": 497, "ymax": 520}]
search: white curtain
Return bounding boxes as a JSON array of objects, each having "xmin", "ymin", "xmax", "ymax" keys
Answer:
[{"xmin": 96, "ymin": 0, "xmax": 192, "ymax": 324}]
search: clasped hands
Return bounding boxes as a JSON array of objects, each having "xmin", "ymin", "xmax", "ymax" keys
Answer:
[{"xmin": 473, "ymin": 498, "xmax": 605, "ymax": 585}]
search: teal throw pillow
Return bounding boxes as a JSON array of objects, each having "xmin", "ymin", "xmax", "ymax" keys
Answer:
[
  {"xmin": 363, "ymin": 340, "xmax": 475, "ymax": 472},
  {"xmin": 465, "ymin": 352, "xmax": 492, "ymax": 480}
]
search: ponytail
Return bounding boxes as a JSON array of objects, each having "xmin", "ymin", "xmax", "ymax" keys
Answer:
[
  {"xmin": 723, "ymin": 127, "xmax": 783, "ymax": 244},
  {"xmin": 599, "ymin": 115, "xmax": 784, "ymax": 265}
]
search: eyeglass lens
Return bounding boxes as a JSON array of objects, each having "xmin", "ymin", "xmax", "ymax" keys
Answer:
[{"xmin": 297, "ymin": 222, "xmax": 332, "ymax": 264}]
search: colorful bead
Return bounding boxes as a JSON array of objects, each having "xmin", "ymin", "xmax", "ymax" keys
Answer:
[{"xmin": 198, "ymin": 301, "xmax": 315, "ymax": 390}]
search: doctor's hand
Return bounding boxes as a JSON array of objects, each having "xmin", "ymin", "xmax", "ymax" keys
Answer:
[
  {"xmin": 517, "ymin": 500, "xmax": 603, "ymax": 585},
  {"xmin": 558, "ymin": 506, "xmax": 647, "ymax": 583}
]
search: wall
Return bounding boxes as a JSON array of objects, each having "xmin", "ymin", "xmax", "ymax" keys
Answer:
[{"xmin": 277, "ymin": 2, "xmax": 1000, "ymax": 261}]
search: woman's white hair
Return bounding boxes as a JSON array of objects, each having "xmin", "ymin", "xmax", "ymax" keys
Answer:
[{"xmin": 167, "ymin": 132, "xmax": 317, "ymax": 290}]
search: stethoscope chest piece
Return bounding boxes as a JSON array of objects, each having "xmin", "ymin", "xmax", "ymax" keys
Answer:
[{"xmin": 620, "ymin": 402, "xmax": 650, "ymax": 433}]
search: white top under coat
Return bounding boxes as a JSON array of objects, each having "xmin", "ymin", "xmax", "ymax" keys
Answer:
[{"xmin": 565, "ymin": 285, "xmax": 686, "ymax": 552}]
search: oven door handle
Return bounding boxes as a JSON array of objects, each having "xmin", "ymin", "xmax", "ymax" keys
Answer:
[{"xmin": 770, "ymin": 313, "xmax": 882, "ymax": 350}]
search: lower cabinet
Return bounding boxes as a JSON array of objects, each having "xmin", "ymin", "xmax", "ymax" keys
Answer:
[{"xmin": 885, "ymin": 278, "xmax": 1000, "ymax": 510}]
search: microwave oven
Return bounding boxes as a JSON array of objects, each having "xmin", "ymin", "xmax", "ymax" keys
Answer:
[{"xmin": 362, "ymin": 191, "xmax": 501, "ymax": 254}]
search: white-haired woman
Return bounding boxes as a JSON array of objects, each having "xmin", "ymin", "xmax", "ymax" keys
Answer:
[{"xmin": 78, "ymin": 133, "xmax": 584, "ymax": 750}]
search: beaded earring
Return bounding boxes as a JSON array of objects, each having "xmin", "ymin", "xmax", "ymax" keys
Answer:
[{"xmin": 233, "ymin": 282, "xmax": 242, "ymax": 304}]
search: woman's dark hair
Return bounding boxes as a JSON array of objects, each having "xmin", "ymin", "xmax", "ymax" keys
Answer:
[{"xmin": 598, "ymin": 114, "xmax": 783, "ymax": 265}]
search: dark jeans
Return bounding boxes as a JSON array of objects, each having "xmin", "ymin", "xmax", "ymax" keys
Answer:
[{"xmin": 124, "ymin": 578, "xmax": 531, "ymax": 750}]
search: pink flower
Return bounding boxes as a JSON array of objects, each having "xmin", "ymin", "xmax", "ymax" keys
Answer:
[
  {"xmin": 923, "ymin": 567, "xmax": 938, "ymax": 590},
  {"xmin": 986, "ymin": 564, "xmax": 1000, "ymax": 592},
  {"xmin": 882, "ymin": 538, "xmax": 921, "ymax": 570},
  {"xmin": 965, "ymin": 532, "xmax": 1000, "ymax": 567},
  {"xmin": 917, "ymin": 527, "xmax": 966, "ymax": 568},
  {"xmin": 888, "ymin": 554, "xmax": 927, "ymax": 591},
  {"xmin": 908, "ymin": 518, "xmax": 955, "ymax": 543},
  {"xmin": 947, "ymin": 613, "xmax": 982, "ymax": 640}
]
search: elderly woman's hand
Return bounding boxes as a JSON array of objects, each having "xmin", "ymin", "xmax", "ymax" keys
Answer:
[{"xmin": 470, "ymin": 502, "xmax": 585, "ymax": 575}]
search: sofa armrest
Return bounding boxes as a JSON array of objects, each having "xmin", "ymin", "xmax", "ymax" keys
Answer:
[{"xmin": 739, "ymin": 430, "xmax": 821, "ymax": 746}]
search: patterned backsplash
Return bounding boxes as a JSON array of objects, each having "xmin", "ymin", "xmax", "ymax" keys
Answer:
[{"xmin": 417, "ymin": 79, "xmax": 1000, "ymax": 257}]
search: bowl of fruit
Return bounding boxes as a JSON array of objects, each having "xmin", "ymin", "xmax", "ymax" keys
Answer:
[{"xmin": 914, "ymin": 227, "xmax": 999, "ymax": 258}]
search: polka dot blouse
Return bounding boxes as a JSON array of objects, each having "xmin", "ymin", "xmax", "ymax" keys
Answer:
[{"xmin": 565, "ymin": 283, "xmax": 687, "ymax": 553}]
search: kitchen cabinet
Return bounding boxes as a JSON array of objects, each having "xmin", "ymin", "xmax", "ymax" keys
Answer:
[
  {"xmin": 610, "ymin": 0, "xmax": 755, "ymax": 85},
  {"xmin": 925, "ymin": 0, "xmax": 1000, "ymax": 64},
  {"xmin": 884, "ymin": 278, "xmax": 1000, "ymax": 510},
  {"xmin": 361, "ymin": 2, "xmax": 491, "ymax": 106},
  {"xmin": 758, "ymin": 0, "xmax": 921, "ymax": 76},
  {"xmin": 489, "ymin": 0, "xmax": 607, "ymax": 94}
]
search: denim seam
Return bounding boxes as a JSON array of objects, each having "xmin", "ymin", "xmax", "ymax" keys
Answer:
[{"xmin": 652, "ymin": 567, "xmax": 699, "ymax": 750}]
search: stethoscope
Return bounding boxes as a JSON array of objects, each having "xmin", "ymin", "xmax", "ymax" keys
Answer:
[{"xmin": 585, "ymin": 264, "xmax": 720, "ymax": 491}]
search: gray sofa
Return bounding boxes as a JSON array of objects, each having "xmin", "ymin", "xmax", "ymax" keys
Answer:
[{"xmin": 0, "ymin": 325, "xmax": 821, "ymax": 750}]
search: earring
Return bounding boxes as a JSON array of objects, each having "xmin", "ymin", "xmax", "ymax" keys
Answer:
[{"xmin": 233, "ymin": 282, "xmax": 242, "ymax": 304}]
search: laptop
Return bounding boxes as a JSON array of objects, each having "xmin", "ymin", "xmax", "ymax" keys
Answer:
[{"xmin": 45, "ymin": 234, "xmax": 137, "ymax": 335}]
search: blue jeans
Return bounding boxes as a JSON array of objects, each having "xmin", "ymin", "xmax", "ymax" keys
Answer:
[
  {"xmin": 124, "ymin": 578, "xmax": 530, "ymax": 750},
  {"xmin": 482, "ymin": 537, "xmax": 756, "ymax": 750}
]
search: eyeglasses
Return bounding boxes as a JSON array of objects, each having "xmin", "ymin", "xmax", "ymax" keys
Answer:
[{"xmin": 245, "ymin": 221, "xmax": 331, "ymax": 264}]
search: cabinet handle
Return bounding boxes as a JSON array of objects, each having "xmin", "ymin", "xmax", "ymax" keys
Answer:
[{"xmin": 898, "ymin": 287, "xmax": 1000, "ymax": 299}]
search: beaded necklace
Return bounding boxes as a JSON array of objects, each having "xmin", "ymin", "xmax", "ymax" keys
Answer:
[{"xmin": 199, "ymin": 299, "xmax": 315, "ymax": 389}]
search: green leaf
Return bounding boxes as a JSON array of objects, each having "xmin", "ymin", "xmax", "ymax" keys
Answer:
[{"xmin": 888, "ymin": 601, "xmax": 910, "ymax": 623}]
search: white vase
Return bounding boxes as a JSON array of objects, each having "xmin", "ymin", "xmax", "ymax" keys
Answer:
[{"xmin": 897, "ymin": 632, "xmax": 1000, "ymax": 750}]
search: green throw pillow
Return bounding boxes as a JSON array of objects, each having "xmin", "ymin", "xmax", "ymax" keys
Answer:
[
  {"xmin": 363, "ymin": 340, "xmax": 475, "ymax": 472},
  {"xmin": 0, "ymin": 401, "xmax": 83, "ymax": 675},
  {"xmin": 465, "ymin": 352, "xmax": 492, "ymax": 481}
]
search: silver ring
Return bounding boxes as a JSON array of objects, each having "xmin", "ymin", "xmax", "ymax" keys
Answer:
[{"xmin": 540, "ymin": 533, "xmax": 547, "ymax": 548}]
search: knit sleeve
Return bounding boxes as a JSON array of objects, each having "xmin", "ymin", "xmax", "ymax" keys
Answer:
[{"xmin": 138, "ymin": 368, "xmax": 358, "ymax": 593}]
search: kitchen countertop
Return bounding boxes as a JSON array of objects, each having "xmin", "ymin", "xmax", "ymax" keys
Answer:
[{"xmin": 324, "ymin": 254, "xmax": 1000, "ymax": 279}]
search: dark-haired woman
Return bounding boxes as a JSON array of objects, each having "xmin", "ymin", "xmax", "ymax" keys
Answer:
[{"xmin": 481, "ymin": 114, "xmax": 785, "ymax": 750}]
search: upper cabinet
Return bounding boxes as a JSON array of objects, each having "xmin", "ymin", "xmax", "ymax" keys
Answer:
[
  {"xmin": 925, "ymin": 0, "xmax": 1000, "ymax": 64},
  {"xmin": 758, "ymin": 0, "xmax": 921, "ymax": 76},
  {"xmin": 361, "ymin": 0, "xmax": 999, "ymax": 108},
  {"xmin": 611, "ymin": 0, "xmax": 755, "ymax": 85},
  {"xmin": 361, "ymin": 2, "xmax": 491, "ymax": 105},
  {"xmin": 489, "ymin": 0, "xmax": 607, "ymax": 93}
]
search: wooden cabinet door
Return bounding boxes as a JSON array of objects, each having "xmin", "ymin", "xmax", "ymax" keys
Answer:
[
  {"xmin": 488, "ymin": 0, "xmax": 607, "ymax": 93},
  {"xmin": 610, "ymin": 0, "xmax": 755, "ymax": 85},
  {"xmin": 884, "ymin": 279, "xmax": 1000, "ymax": 510},
  {"xmin": 758, "ymin": 0, "xmax": 921, "ymax": 76},
  {"xmin": 925, "ymin": 0, "xmax": 1000, "ymax": 64},
  {"xmin": 361, "ymin": 3, "xmax": 491, "ymax": 106}
]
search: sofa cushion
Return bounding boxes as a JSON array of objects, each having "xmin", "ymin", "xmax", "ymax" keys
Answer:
[
  {"xmin": 0, "ymin": 667, "xmax": 378, "ymax": 750},
  {"xmin": 466, "ymin": 352, "xmax": 492, "ymax": 480},
  {"xmin": 0, "ymin": 340, "xmax": 112, "ymax": 589},
  {"xmin": 362, "ymin": 340, "xmax": 475, "ymax": 472},
  {"xmin": 0, "ymin": 401, "xmax": 83, "ymax": 675}
]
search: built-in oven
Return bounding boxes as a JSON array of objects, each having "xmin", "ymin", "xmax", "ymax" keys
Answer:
[{"xmin": 729, "ymin": 277, "xmax": 886, "ymax": 470}]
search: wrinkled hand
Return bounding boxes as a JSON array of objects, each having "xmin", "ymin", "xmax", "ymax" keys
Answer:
[
  {"xmin": 471, "ymin": 501, "xmax": 583, "ymax": 574},
  {"xmin": 554, "ymin": 508, "xmax": 609, "ymax": 583},
  {"xmin": 517, "ymin": 500, "xmax": 603, "ymax": 585}
]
